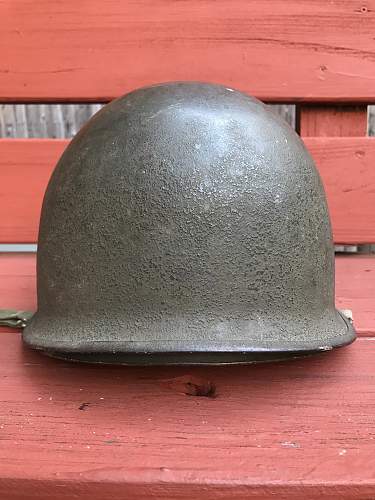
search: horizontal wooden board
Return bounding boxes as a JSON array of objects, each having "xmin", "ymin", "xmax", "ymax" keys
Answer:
[
  {"xmin": 1, "ymin": 137, "xmax": 375, "ymax": 243},
  {"xmin": 0, "ymin": 328, "xmax": 374, "ymax": 499},
  {"xmin": 298, "ymin": 105, "xmax": 368, "ymax": 137},
  {"xmin": 0, "ymin": 254, "xmax": 374, "ymax": 335},
  {"xmin": 0, "ymin": 140, "xmax": 63, "ymax": 242},
  {"xmin": 335, "ymin": 256, "xmax": 375, "ymax": 336},
  {"xmin": 1, "ymin": 1, "xmax": 375, "ymax": 102},
  {"xmin": 307, "ymin": 137, "xmax": 375, "ymax": 243}
]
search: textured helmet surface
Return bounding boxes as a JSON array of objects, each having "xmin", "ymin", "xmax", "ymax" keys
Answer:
[{"xmin": 23, "ymin": 82, "xmax": 356, "ymax": 364}]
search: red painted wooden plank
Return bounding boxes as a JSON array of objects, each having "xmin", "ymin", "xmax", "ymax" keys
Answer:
[
  {"xmin": 0, "ymin": 254, "xmax": 374, "ymax": 336},
  {"xmin": 335, "ymin": 256, "xmax": 375, "ymax": 336},
  {"xmin": 1, "ymin": 0, "xmax": 375, "ymax": 102},
  {"xmin": 0, "ymin": 254, "xmax": 36, "ymax": 312},
  {"xmin": 298, "ymin": 106, "xmax": 368, "ymax": 137},
  {"xmin": 0, "ymin": 140, "xmax": 66, "ymax": 243},
  {"xmin": 307, "ymin": 137, "xmax": 375, "ymax": 244},
  {"xmin": 1, "ymin": 138, "xmax": 375, "ymax": 243},
  {"xmin": 0, "ymin": 329, "xmax": 374, "ymax": 499}
]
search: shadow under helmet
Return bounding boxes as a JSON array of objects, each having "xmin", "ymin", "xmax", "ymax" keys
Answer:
[{"xmin": 23, "ymin": 82, "xmax": 356, "ymax": 364}]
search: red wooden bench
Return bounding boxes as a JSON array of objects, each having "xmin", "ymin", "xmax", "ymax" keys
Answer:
[{"xmin": 1, "ymin": 1, "xmax": 375, "ymax": 498}]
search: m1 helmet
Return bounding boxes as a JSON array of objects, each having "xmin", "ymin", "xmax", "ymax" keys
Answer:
[{"xmin": 23, "ymin": 82, "xmax": 356, "ymax": 364}]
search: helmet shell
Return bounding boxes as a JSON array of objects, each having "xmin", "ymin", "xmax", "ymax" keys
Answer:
[{"xmin": 23, "ymin": 82, "xmax": 355, "ymax": 364}]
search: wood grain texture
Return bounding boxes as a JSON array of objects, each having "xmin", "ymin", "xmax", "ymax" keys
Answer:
[
  {"xmin": 0, "ymin": 104, "xmax": 294, "ymax": 138},
  {"xmin": 0, "ymin": 140, "xmax": 64, "ymax": 242},
  {"xmin": 0, "ymin": 254, "xmax": 374, "ymax": 336},
  {"xmin": 0, "ymin": 328, "xmax": 374, "ymax": 499},
  {"xmin": 0, "ymin": 255, "xmax": 374, "ymax": 497},
  {"xmin": 298, "ymin": 106, "xmax": 368, "ymax": 137},
  {"xmin": 334, "ymin": 256, "xmax": 375, "ymax": 336},
  {"xmin": 1, "ymin": 138, "xmax": 375, "ymax": 243},
  {"xmin": 0, "ymin": 104, "xmax": 105, "ymax": 139},
  {"xmin": 307, "ymin": 137, "xmax": 375, "ymax": 244},
  {"xmin": 1, "ymin": 0, "xmax": 375, "ymax": 102}
]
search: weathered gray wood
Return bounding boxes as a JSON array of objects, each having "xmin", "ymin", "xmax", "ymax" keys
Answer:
[
  {"xmin": 269, "ymin": 104, "xmax": 295, "ymax": 129},
  {"xmin": 46, "ymin": 105, "xmax": 65, "ymax": 138},
  {"xmin": 13, "ymin": 105, "xmax": 28, "ymax": 138},
  {"xmin": 25, "ymin": 105, "xmax": 47, "ymax": 138},
  {"xmin": 369, "ymin": 105, "xmax": 375, "ymax": 135},
  {"xmin": 0, "ymin": 104, "xmax": 297, "ymax": 138},
  {"xmin": 0, "ymin": 104, "xmax": 103, "ymax": 138},
  {"xmin": 1, "ymin": 104, "xmax": 374, "ymax": 138},
  {"xmin": 0, "ymin": 105, "xmax": 16, "ymax": 137}
]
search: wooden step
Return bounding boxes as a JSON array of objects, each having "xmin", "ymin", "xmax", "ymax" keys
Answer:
[
  {"xmin": 0, "ymin": 253, "xmax": 374, "ymax": 498},
  {"xmin": 0, "ymin": 333, "xmax": 374, "ymax": 499}
]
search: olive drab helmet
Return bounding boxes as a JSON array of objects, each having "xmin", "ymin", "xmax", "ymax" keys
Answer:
[{"xmin": 23, "ymin": 82, "xmax": 356, "ymax": 364}]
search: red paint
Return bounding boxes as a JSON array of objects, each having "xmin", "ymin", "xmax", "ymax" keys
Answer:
[
  {"xmin": 1, "ymin": 2, "xmax": 375, "ymax": 496},
  {"xmin": 1, "ymin": 138, "xmax": 375, "ymax": 243},
  {"xmin": 335, "ymin": 256, "xmax": 375, "ymax": 335},
  {"xmin": 1, "ymin": 1, "xmax": 375, "ymax": 102},
  {"xmin": 0, "ymin": 330, "xmax": 374, "ymax": 498},
  {"xmin": 298, "ymin": 106, "xmax": 368, "ymax": 137},
  {"xmin": 0, "ymin": 140, "xmax": 66, "ymax": 243},
  {"xmin": 308, "ymin": 137, "xmax": 375, "ymax": 244},
  {"xmin": 159, "ymin": 375, "xmax": 216, "ymax": 397},
  {"xmin": 0, "ymin": 254, "xmax": 374, "ymax": 336},
  {"xmin": 0, "ymin": 254, "xmax": 37, "ymax": 312}
]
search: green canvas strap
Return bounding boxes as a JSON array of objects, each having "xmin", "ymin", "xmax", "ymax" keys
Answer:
[{"xmin": 0, "ymin": 310, "xmax": 34, "ymax": 328}]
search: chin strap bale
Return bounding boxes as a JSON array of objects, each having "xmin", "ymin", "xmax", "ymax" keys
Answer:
[
  {"xmin": 340, "ymin": 309, "xmax": 353, "ymax": 323},
  {"xmin": 0, "ymin": 310, "xmax": 34, "ymax": 328}
]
